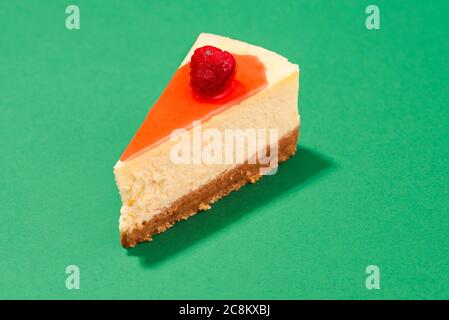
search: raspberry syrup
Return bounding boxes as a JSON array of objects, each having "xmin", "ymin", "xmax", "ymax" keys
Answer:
[{"xmin": 120, "ymin": 54, "xmax": 267, "ymax": 161}]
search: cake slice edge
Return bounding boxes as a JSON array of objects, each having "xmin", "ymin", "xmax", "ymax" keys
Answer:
[{"xmin": 120, "ymin": 125, "xmax": 299, "ymax": 247}]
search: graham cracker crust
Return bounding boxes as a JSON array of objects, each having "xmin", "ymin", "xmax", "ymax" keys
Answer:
[{"xmin": 121, "ymin": 126, "xmax": 299, "ymax": 247}]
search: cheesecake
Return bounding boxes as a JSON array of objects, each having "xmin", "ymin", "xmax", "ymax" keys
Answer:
[{"xmin": 114, "ymin": 33, "xmax": 300, "ymax": 247}]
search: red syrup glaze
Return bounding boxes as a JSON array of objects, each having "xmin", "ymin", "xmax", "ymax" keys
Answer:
[{"xmin": 120, "ymin": 54, "xmax": 267, "ymax": 161}]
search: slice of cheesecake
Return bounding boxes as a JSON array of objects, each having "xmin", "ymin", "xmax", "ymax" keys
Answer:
[{"xmin": 114, "ymin": 33, "xmax": 300, "ymax": 247}]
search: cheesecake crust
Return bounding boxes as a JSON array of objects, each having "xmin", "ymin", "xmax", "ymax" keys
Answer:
[{"xmin": 121, "ymin": 126, "xmax": 299, "ymax": 248}]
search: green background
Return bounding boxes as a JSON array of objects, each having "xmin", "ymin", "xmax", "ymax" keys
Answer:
[{"xmin": 1, "ymin": 0, "xmax": 448, "ymax": 299}]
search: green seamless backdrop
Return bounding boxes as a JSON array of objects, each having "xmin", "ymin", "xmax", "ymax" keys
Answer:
[{"xmin": 1, "ymin": 0, "xmax": 448, "ymax": 299}]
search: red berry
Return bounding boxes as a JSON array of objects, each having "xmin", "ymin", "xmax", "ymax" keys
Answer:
[{"xmin": 190, "ymin": 45, "xmax": 237, "ymax": 98}]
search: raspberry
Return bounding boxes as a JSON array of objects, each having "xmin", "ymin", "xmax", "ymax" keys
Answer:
[{"xmin": 190, "ymin": 45, "xmax": 237, "ymax": 98}]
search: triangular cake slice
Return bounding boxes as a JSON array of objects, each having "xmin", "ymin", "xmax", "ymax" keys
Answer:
[{"xmin": 114, "ymin": 33, "xmax": 300, "ymax": 247}]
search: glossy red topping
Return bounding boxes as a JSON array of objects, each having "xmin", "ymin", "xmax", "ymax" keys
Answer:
[
  {"xmin": 190, "ymin": 45, "xmax": 237, "ymax": 98},
  {"xmin": 120, "ymin": 54, "xmax": 267, "ymax": 161}
]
